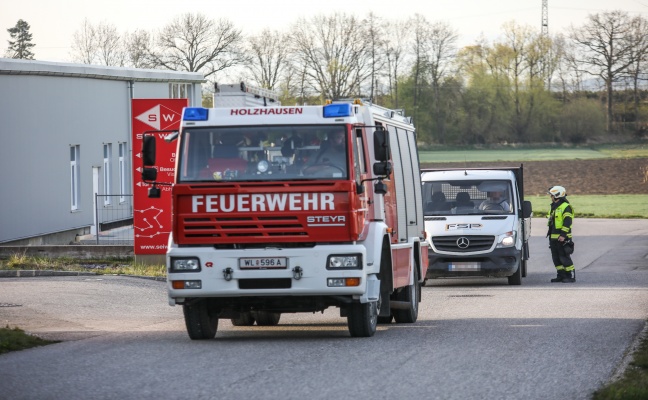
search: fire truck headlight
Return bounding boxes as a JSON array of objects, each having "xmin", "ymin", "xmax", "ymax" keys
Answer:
[
  {"xmin": 170, "ymin": 257, "xmax": 201, "ymax": 272},
  {"xmin": 327, "ymin": 254, "xmax": 361, "ymax": 269},
  {"xmin": 257, "ymin": 160, "xmax": 269, "ymax": 173}
]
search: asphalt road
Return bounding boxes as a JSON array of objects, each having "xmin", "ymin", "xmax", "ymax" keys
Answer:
[{"xmin": 1, "ymin": 218, "xmax": 647, "ymax": 400}]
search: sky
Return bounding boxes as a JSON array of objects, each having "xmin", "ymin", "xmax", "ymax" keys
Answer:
[{"xmin": 2, "ymin": 0, "xmax": 648, "ymax": 63}]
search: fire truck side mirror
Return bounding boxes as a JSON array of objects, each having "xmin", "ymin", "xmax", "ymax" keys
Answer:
[
  {"xmin": 373, "ymin": 129, "xmax": 390, "ymax": 162},
  {"xmin": 142, "ymin": 167, "xmax": 158, "ymax": 182},
  {"xmin": 373, "ymin": 161, "xmax": 392, "ymax": 176},
  {"xmin": 142, "ymin": 135, "xmax": 156, "ymax": 166},
  {"xmin": 374, "ymin": 181, "xmax": 387, "ymax": 195}
]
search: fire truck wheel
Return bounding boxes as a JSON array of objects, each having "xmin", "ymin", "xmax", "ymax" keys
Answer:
[
  {"xmin": 347, "ymin": 300, "xmax": 378, "ymax": 337},
  {"xmin": 183, "ymin": 301, "xmax": 218, "ymax": 340},
  {"xmin": 377, "ymin": 315, "xmax": 394, "ymax": 324},
  {"xmin": 393, "ymin": 272, "xmax": 419, "ymax": 324},
  {"xmin": 230, "ymin": 312, "xmax": 255, "ymax": 326},
  {"xmin": 253, "ymin": 311, "xmax": 281, "ymax": 326}
]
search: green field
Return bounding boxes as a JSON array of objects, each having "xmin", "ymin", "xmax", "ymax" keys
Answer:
[
  {"xmin": 419, "ymin": 145, "xmax": 648, "ymax": 163},
  {"xmin": 527, "ymin": 194, "xmax": 648, "ymax": 219}
]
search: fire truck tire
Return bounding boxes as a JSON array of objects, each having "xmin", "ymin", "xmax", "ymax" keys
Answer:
[
  {"xmin": 253, "ymin": 311, "xmax": 281, "ymax": 326},
  {"xmin": 230, "ymin": 312, "xmax": 255, "ymax": 326},
  {"xmin": 507, "ymin": 258, "xmax": 523, "ymax": 285},
  {"xmin": 183, "ymin": 301, "xmax": 218, "ymax": 340},
  {"xmin": 393, "ymin": 270, "xmax": 419, "ymax": 324},
  {"xmin": 347, "ymin": 300, "xmax": 378, "ymax": 337}
]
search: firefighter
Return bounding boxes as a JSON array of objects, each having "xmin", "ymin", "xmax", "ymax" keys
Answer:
[{"xmin": 547, "ymin": 185, "xmax": 576, "ymax": 283}]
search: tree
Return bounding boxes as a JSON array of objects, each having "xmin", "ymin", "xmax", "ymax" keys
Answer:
[
  {"xmin": 150, "ymin": 13, "xmax": 244, "ymax": 78},
  {"xmin": 569, "ymin": 10, "xmax": 637, "ymax": 133},
  {"xmin": 124, "ymin": 29, "xmax": 156, "ymax": 69},
  {"xmin": 289, "ymin": 12, "xmax": 372, "ymax": 99},
  {"xmin": 6, "ymin": 19, "xmax": 35, "ymax": 59},
  {"xmin": 362, "ymin": 13, "xmax": 388, "ymax": 100},
  {"xmin": 71, "ymin": 19, "xmax": 125, "ymax": 66},
  {"xmin": 383, "ymin": 19, "xmax": 411, "ymax": 108},
  {"xmin": 244, "ymin": 29, "xmax": 290, "ymax": 90}
]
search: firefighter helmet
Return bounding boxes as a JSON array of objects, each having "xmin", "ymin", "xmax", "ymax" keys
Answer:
[{"xmin": 548, "ymin": 185, "xmax": 566, "ymax": 198}]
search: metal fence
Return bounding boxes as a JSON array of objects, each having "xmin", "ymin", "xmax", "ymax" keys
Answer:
[{"xmin": 95, "ymin": 194, "xmax": 134, "ymax": 245}]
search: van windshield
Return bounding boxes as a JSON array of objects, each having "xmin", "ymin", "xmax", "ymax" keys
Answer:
[
  {"xmin": 176, "ymin": 125, "xmax": 349, "ymax": 182},
  {"xmin": 422, "ymin": 180, "xmax": 514, "ymax": 215}
]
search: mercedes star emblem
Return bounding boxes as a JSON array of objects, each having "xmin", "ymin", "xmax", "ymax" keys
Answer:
[{"xmin": 456, "ymin": 237, "xmax": 470, "ymax": 249}]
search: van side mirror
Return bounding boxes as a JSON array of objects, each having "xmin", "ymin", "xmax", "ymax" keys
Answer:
[
  {"xmin": 142, "ymin": 135, "xmax": 156, "ymax": 166},
  {"xmin": 522, "ymin": 200, "xmax": 532, "ymax": 218},
  {"xmin": 373, "ymin": 128, "xmax": 390, "ymax": 162}
]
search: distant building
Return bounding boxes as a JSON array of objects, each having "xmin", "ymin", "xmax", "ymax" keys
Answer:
[{"xmin": 0, "ymin": 59, "xmax": 204, "ymax": 245}]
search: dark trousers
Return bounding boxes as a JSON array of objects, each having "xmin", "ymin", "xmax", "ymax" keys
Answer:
[{"xmin": 549, "ymin": 239, "xmax": 574, "ymax": 270}]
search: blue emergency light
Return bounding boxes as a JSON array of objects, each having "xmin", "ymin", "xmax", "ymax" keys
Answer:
[
  {"xmin": 323, "ymin": 103, "xmax": 352, "ymax": 118},
  {"xmin": 183, "ymin": 107, "xmax": 209, "ymax": 121}
]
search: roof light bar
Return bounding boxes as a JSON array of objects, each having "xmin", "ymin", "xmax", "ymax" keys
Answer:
[
  {"xmin": 183, "ymin": 107, "xmax": 209, "ymax": 121},
  {"xmin": 323, "ymin": 103, "xmax": 352, "ymax": 118}
]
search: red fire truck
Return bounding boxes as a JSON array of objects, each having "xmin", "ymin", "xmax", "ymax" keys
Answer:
[{"xmin": 141, "ymin": 87, "xmax": 427, "ymax": 339}]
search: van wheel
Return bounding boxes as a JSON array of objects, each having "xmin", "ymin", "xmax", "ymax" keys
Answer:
[
  {"xmin": 231, "ymin": 311, "xmax": 255, "ymax": 326},
  {"xmin": 347, "ymin": 299, "xmax": 378, "ymax": 337},
  {"xmin": 508, "ymin": 260, "xmax": 523, "ymax": 285},
  {"xmin": 254, "ymin": 311, "xmax": 281, "ymax": 326},
  {"xmin": 393, "ymin": 268, "xmax": 420, "ymax": 323},
  {"xmin": 183, "ymin": 300, "xmax": 218, "ymax": 340}
]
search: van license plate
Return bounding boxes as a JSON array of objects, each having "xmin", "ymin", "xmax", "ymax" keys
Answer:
[
  {"xmin": 239, "ymin": 257, "xmax": 288, "ymax": 269},
  {"xmin": 448, "ymin": 262, "xmax": 481, "ymax": 271}
]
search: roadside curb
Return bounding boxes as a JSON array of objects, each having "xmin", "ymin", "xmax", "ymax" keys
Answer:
[{"xmin": 0, "ymin": 270, "xmax": 166, "ymax": 282}]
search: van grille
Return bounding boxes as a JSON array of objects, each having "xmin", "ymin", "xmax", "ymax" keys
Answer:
[{"xmin": 432, "ymin": 235, "xmax": 495, "ymax": 252}]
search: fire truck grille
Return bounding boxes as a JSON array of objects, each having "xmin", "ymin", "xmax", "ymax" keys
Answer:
[
  {"xmin": 182, "ymin": 215, "xmax": 307, "ymax": 239},
  {"xmin": 432, "ymin": 235, "xmax": 495, "ymax": 252}
]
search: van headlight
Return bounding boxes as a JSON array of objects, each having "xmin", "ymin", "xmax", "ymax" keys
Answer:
[
  {"xmin": 497, "ymin": 232, "xmax": 516, "ymax": 248},
  {"xmin": 170, "ymin": 257, "xmax": 201, "ymax": 272},
  {"xmin": 327, "ymin": 254, "xmax": 362, "ymax": 269}
]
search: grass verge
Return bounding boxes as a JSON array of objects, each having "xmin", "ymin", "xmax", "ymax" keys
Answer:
[
  {"xmin": 594, "ymin": 324, "xmax": 648, "ymax": 399},
  {"xmin": 527, "ymin": 194, "xmax": 648, "ymax": 219},
  {"xmin": 0, "ymin": 326, "xmax": 59, "ymax": 355},
  {"xmin": 0, "ymin": 254, "xmax": 166, "ymax": 278}
]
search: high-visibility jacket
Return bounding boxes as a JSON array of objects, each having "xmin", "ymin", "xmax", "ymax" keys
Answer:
[{"xmin": 547, "ymin": 199, "xmax": 573, "ymax": 240}]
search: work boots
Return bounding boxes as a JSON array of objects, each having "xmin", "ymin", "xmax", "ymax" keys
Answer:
[
  {"xmin": 551, "ymin": 270, "xmax": 566, "ymax": 283},
  {"xmin": 562, "ymin": 270, "xmax": 576, "ymax": 283}
]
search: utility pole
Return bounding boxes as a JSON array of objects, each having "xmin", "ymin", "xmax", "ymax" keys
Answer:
[{"xmin": 541, "ymin": 0, "xmax": 548, "ymax": 36}]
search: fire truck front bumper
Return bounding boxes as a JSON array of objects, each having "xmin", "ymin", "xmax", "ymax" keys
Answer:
[{"xmin": 165, "ymin": 244, "xmax": 375, "ymax": 304}]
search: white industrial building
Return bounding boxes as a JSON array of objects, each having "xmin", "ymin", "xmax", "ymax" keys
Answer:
[{"xmin": 0, "ymin": 59, "xmax": 204, "ymax": 245}]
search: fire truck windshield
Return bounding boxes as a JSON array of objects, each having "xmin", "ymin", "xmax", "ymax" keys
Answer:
[{"xmin": 177, "ymin": 125, "xmax": 350, "ymax": 182}]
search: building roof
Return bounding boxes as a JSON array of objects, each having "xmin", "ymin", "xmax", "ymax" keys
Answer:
[{"xmin": 0, "ymin": 58, "xmax": 204, "ymax": 83}]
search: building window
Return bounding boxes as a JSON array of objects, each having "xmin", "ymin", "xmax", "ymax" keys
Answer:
[
  {"xmin": 70, "ymin": 145, "xmax": 80, "ymax": 211},
  {"xmin": 169, "ymin": 83, "xmax": 190, "ymax": 99},
  {"xmin": 119, "ymin": 142, "xmax": 126, "ymax": 203},
  {"xmin": 103, "ymin": 144, "xmax": 112, "ymax": 205}
]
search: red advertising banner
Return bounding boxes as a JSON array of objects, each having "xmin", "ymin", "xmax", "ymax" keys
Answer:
[{"xmin": 131, "ymin": 99, "xmax": 188, "ymax": 255}]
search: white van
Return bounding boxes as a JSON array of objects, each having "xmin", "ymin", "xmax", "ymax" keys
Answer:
[{"xmin": 421, "ymin": 167, "xmax": 532, "ymax": 285}]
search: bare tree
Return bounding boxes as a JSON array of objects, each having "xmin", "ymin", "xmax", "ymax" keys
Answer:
[
  {"xmin": 245, "ymin": 29, "xmax": 290, "ymax": 90},
  {"xmin": 71, "ymin": 19, "xmax": 97, "ymax": 64},
  {"xmin": 384, "ymin": 19, "xmax": 411, "ymax": 108},
  {"xmin": 5, "ymin": 19, "xmax": 35, "ymax": 59},
  {"xmin": 623, "ymin": 15, "xmax": 648, "ymax": 132},
  {"xmin": 409, "ymin": 14, "xmax": 431, "ymax": 109},
  {"xmin": 289, "ymin": 12, "xmax": 372, "ymax": 99},
  {"xmin": 71, "ymin": 20, "xmax": 125, "ymax": 66},
  {"xmin": 150, "ymin": 13, "xmax": 244, "ymax": 78},
  {"xmin": 362, "ymin": 12, "xmax": 387, "ymax": 100},
  {"xmin": 427, "ymin": 20, "xmax": 458, "ymax": 143},
  {"xmin": 124, "ymin": 29, "xmax": 156, "ymax": 69},
  {"xmin": 569, "ymin": 10, "xmax": 637, "ymax": 132}
]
